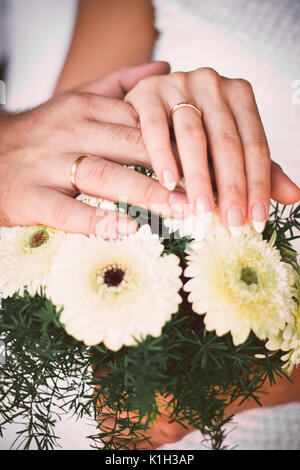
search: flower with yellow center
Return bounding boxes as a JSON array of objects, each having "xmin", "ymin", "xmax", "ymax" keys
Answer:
[
  {"xmin": 184, "ymin": 215, "xmax": 296, "ymax": 345},
  {"xmin": 0, "ymin": 225, "xmax": 65, "ymax": 298},
  {"xmin": 46, "ymin": 225, "xmax": 182, "ymax": 350}
]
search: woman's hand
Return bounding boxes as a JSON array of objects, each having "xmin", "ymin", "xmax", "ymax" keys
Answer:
[
  {"xmin": 126, "ymin": 67, "xmax": 300, "ymax": 234},
  {"xmin": 0, "ymin": 62, "xmax": 189, "ymax": 237}
]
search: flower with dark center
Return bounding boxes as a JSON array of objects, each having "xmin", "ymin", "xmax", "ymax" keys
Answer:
[{"xmin": 103, "ymin": 266, "xmax": 125, "ymax": 287}]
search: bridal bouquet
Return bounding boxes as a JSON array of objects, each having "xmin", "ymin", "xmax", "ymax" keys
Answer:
[{"xmin": 0, "ymin": 169, "xmax": 299, "ymax": 450}]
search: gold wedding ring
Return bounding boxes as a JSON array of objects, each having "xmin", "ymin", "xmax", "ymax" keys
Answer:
[
  {"xmin": 70, "ymin": 155, "xmax": 90, "ymax": 193},
  {"xmin": 170, "ymin": 102, "xmax": 201, "ymax": 119}
]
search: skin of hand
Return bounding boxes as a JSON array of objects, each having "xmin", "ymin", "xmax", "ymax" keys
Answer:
[
  {"xmin": 0, "ymin": 61, "xmax": 193, "ymax": 238},
  {"xmin": 95, "ymin": 365, "xmax": 300, "ymax": 450},
  {"xmin": 125, "ymin": 67, "xmax": 300, "ymax": 234},
  {"xmin": 1, "ymin": 65, "xmax": 297, "ymax": 239}
]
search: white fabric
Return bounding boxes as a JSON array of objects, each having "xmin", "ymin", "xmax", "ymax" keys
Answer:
[{"xmin": 5, "ymin": 0, "xmax": 78, "ymax": 110}]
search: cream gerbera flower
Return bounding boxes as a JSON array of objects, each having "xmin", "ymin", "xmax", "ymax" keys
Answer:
[
  {"xmin": 46, "ymin": 225, "xmax": 182, "ymax": 350},
  {"xmin": 76, "ymin": 193, "xmax": 119, "ymax": 212},
  {"xmin": 266, "ymin": 282, "xmax": 300, "ymax": 374},
  {"xmin": 0, "ymin": 225, "xmax": 65, "ymax": 298},
  {"xmin": 184, "ymin": 215, "xmax": 296, "ymax": 345}
]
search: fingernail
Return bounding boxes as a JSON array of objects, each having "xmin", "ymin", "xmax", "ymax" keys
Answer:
[
  {"xmin": 117, "ymin": 216, "xmax": 138, "ymax": 236},
  {"xmin": 227, "ymin": 206, "xmax": 244, "ymax": 236},
  {"xmin": 251, "ymin": 203, "xmax": 267, "ymax": 233},
  {"xmin": 196, "ymin": 195, "xmax": 213, "ymax": 224},
  {"xmin": 162, "ymin": 168, "xmax": 176, "ymax": 191},
  {"xmin": 96, "ymin": 212, "xmax": 118, "ymax": 239},
  {"xmin": 169, "ymin": 191, "xmax": 189, "ymax": 218}
]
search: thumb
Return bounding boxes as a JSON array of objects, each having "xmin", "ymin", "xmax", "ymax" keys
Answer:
[
  {"xmin": 271, "ymin": 161, "xmax": 300, "ymax": 204},
  {"xmin": 77, "ymin": 61, "xmax": 170, "ymax": 98}
]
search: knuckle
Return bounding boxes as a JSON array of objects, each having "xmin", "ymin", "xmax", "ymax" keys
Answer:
[
  {"xmin": 200, "ymin": 67, "xmax": 220, "ymax": 85},
  {"xmin": 247, "ymin": 141, "xmax": 270, "ymax": 160},
  {"xmin": 123, "ymin": 126, "xmax": 144, "ymax": 149},
  {"xmin": 125, "ymin": 104, "xmax": 139, "ymax": 127},
  {"xmin": 89, "ymin": 160, "xmax": 115, "ymax": 187},
  {"xmin": 62, "ymin": 91, "xmax": 86, "ymax": 110},
  {"xmin": 181, "ymin": 122, "xmax": 203, "ymax": 140},
  {"xmin": 144, "ymin": 180, "xmax": 160, "ymax": 206},
  {"xmin": 217, "ymin": 131, "xmax": 240, "ymax": 146},
  {"xmin": 145, "ymin": 117, "xmax": 164, "ymax": 130},
  {"xmin": 134, "ymin": 76, "xmax": 158, "ymax": 93},
  {"xmin": 222, "ymin": 182, "xmax": 244, "ymax": 198},
  {"xmin": 77, "ymin": 92, "xmax": 96, "ymax": 116},
  {"xmin": 250, "ymin": 180, "xmax": 269, "ymax": 195}
]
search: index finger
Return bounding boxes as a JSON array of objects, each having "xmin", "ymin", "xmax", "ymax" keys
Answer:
[
  {"xmin": 73, "ymin": 156, "xmax": 189, "ymax": 219},
  {"xmin": 66, "ymin": 120, "xmax": 149, "ymax": 167}
]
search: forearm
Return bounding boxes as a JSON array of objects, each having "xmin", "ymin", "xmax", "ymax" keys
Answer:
[{"xmin": 54, "ymin": 0, "xmax": 157, "ymax": 94}]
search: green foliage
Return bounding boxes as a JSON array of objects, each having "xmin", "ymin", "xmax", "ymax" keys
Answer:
[{"xmin": 0, "ymin": 200, "xmax": 299, "ymax": 450}]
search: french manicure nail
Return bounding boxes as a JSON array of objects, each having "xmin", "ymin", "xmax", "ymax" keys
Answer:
[
  {"xmin": 162, "ymin": 168, "xmax": 176, "ymax": 191},
  {"xmin": 252, "ymin": 203, "xmax": 267, "ymax": 233},
  {"xmin": 227, "ymin": 206, "xmax": 244, "ymax": 236},
  {"xmin": 196, "ymin": 195, "xmax": 212, "ymax": 224}
]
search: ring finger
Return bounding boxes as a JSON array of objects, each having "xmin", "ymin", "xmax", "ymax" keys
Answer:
[
  {"xmin": 53, "ymin": 154, "xmax": 190, "ymax": 219},
  {"xmin": 126, "ymin": 92, "xmax": 179, "ymax": 191},
  {"xmin": 201, "ymin": 91, "xmax": 247, "ymax": 235}
]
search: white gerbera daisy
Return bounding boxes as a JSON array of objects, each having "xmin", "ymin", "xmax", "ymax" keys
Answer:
[
  {"xmin": 184, "ymin": 215, "xmax": 296, "ymax": 345},
  {"xmin": 266, "ymin": 283, "xmax": 300, "ymax": 374},
  {"xmin": 0, "ymin": 225, "xmax": 65, "ymax": 298},
  {"xmin": 46, "ymin": 225, "xmax": 182, "ymax": 350},
  {"xmin": 163, "ymin": 213, "xmax": 207, "ymax": 241}
]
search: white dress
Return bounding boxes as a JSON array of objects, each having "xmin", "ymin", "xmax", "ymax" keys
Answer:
[{"xmin": 1, "ymin": 0, "xmax": 300, "ymax": 451}]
